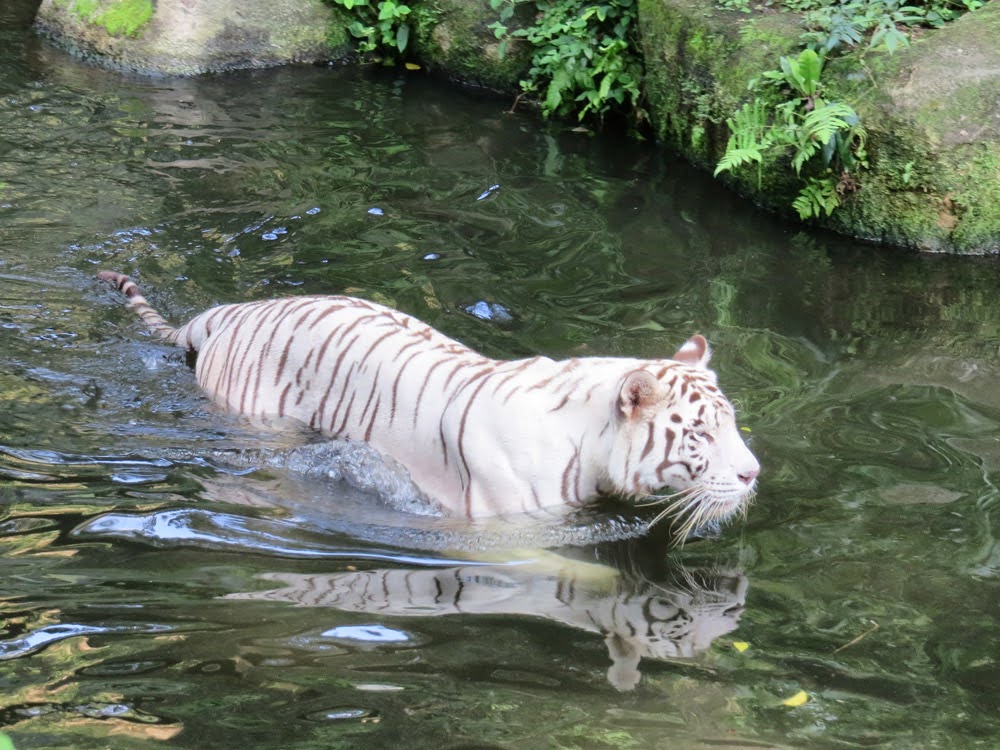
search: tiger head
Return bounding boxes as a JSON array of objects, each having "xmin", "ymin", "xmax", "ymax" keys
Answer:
[{"xmin": 607, "ymin": 335, "xmax": 759, "ymax": 536}]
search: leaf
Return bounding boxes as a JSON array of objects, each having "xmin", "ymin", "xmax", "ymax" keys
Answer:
[
  {"xmin": 543, "ymin": 68, "xmax": 571, "ymax": 117},
  {"xmin": 347, "ymin": 20, "xmax": 372, "ymax": 39},
  {"xmin": 404, "ymin": 62, "xmax": 420, "ymax": 70},
  {"xmin": 0, "ymin": 734, "xmax": 14, "ymax": 750},
  {"xmin": 395, "ymin": 23, "xmax": 409, "ymax": 52},
  {"xmin": 795, "ymin": 48, "xmax": 823, "ymax": 96},
  {"xmin": 782, "ymin": 690, "xmax": 810, "ymax": 707},
  {"xmin": 779, "ymin": 55, "xmax": 804, "ymax": 94},
  {"xmin": 793, "ymin": 177, "xmax": 841, "ymax": 219},
  {"xmin": 733, "ymin": 641, "xmax": 750, "ymax": 652},
  {"xmin": 714, "ymin": 146, "xmax": 762, "ymax": 176}
]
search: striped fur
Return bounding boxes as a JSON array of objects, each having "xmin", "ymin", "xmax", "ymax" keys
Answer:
[{"xmin": 99, "ymin": 271, "xmax": 760, "ymax": 521}]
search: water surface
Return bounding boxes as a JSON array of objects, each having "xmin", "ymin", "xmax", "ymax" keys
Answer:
[{"xmin": 1, "ymin": 4, "xmax": 999, "ymax": 749}]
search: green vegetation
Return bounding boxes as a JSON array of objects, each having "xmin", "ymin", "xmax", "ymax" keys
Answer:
[
  {"xmin": 488, "ymin": 0, "xmax": 643, "ymax": 124},
  {"xmin": 795, "ymin": 0, "xmax": 983, "ymax": 52},
  {"xmin": 715, "ymin": 48, "xmax": 866, "ymax": 219},
  {"xmin": 713, "ymin": 0, "xmax": 981, "ymax": 218},
  {"xmin": 326, "ymin": 0, "xmax": 419, "ymax": 62},
  {"xmin": 54, "ymin": 0, "xmax": 153, "ymax": 37}
]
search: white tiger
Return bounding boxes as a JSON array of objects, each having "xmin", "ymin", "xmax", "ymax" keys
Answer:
[{"xmin": 98, "ymin": 271, "xmax": 759, "ymax": 524}]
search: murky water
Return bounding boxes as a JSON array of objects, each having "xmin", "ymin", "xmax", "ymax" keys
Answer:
[{"xmin": 2, "ymin": 3, "xmax": 1000, "ymax": 749}]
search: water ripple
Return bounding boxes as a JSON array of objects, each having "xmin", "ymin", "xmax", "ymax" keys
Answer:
[{"xmin": 0, "ymin": 622, "xmax": 173, "ymax": 661}]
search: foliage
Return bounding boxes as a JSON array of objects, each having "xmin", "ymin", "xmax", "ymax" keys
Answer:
[
  {"xmin": 801, "ymin": 0, "xmax": 929, "ymax": 54},
  {"xmin": 713, "ymin": 0, "xmax": 981, "ymax": 218},
  {"xmin": 724, "ymin": 0, "xmax": 985, "ymax": 54},
  {"xmin": 715, "ymin": 49, "xmax": 867, "ymax": 219},
  {"xmin": 327, "ymin": 0, "xmax": 414, "ymax": 62},
  {"xmin": 488, "ymin": 0, "xmax": 644, "ymax": 124}
]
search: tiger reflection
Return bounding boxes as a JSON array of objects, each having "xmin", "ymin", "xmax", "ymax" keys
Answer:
[{"xmin": 227, "ymin": 560, "xmax": 747, "ymax": 690}]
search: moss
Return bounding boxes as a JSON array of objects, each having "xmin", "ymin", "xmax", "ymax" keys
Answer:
[
  {"xmin": 410, "ymin": 0, "xmax": 531, "ymax": 93},
  {"xmin": 56, "ymin": 0, "xmax": 153, "ymax": 37},
  {"xmin": 944, "ymin": 148, "xmax": 1000, "ymax": 253},
  {"xmin": 638, "ymin": 0, "xmax": 1000, "ymax": 253},
  {"xmin": 638, "ymin": 0, "xmax": 803, "ymax": 210},
  {"xmin": 325, "ymin": 8, "xmax": 353, "ymax": 53},
  {"xmin": 98, "ymin": 0, "xmax": 152, "ymax": 36},
  {"xmin": 638, "ymin": 0, "xmax": 796, "ymax": 163}
]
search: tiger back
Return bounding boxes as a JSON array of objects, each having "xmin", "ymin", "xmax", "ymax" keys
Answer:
[{"xmin": 99, "ymin": 271, "xmax": 760, "ymax": 523}]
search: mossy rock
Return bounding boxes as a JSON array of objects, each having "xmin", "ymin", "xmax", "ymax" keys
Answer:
[
  {"xmin": 35, "ymin": 0, "xmax": 353, "ymax": 75},
  {"xmin": 410, "ymin": 0, "xmax": 532, "ymax": 94},
  {"xmin": 638, "ymin": 0, "xmax": 1000, "ymax": 254}
]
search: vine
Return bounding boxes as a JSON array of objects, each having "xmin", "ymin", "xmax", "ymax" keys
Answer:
[{"xmin": 488, "ymin": 0, "xmax": 644, "ymax": 126}]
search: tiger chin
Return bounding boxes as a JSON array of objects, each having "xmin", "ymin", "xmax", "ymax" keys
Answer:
[{"xmin": 98, "ymin": 271, "xmax": 760, "ymax": 532}]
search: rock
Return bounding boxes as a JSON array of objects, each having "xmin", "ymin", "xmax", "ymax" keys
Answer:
[
  {"xmin": 639, "ymin": 0, "xmax": 1000, "ymax": 254},
  {"xmin": 410, "ymin": 0, "xmax": 533, "ymax": 93},
  {"xmin": 34, "ymin": 0, "xmax": 352, "ymax": 75},
  {"xmin": 828, "ymin": 4, "xmax": 1000, "ymax": 253}
]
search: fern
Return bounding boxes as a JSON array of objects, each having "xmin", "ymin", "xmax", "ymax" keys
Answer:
[
  {"xmin": 793, "ymin": 176, "xmax": 841, "ymax": 219},
  {"xmin": 716, "ymin": 48, "xmax": 865, "ymax": 218},
  {"xmin": 714, "ymin": 99, "xmax": 772, "ymax": 181},
  {"xmin": 791, "ymin": 101, "xmax": 857, "ymax": 173}
]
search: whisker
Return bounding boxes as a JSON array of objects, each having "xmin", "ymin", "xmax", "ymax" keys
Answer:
[
  {"xmin": 647, "ymin": 482, "xmax": 755, "ymax": 543},
  {"xmin": 637, "ymin": 486, "xmax": 698, "ymax": 508},
  {"xmin": 648, "ymin": 487, "xmax": 709, "ymax": 534}
]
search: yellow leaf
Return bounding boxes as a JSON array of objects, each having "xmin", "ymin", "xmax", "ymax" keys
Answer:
[
  {"xmin": 740, "ymin": 426, "xmax": 752, "ymax": 433},
  {"xmin": 405, "ymin": 62, "xmax": 421, "ymax": 71},
  {"xmin": 733, "ymin": 641, "xmax": 750, "ymax": 653},
  {"xmin": 782, "ymin": 690, "xmax": 809, "ymax": 707}
]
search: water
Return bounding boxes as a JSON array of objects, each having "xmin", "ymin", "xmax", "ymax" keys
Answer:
[{"xmin": 2, "ymin": 3, "xmax": 1000, "ymax": 748}]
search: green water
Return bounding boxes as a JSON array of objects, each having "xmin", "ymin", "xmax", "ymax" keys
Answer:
[{"xmin": 2, "ymin": 3, "xmax": 1000, "ymax": 749}]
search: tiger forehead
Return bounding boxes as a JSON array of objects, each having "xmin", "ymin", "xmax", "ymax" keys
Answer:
[
  {"xmin": 653, "ymin": 366, "xmax": 732, "ymax": 419},
  {"xmin": 654, "ymin": 366, "xmax": 723, "ymax": 396}
]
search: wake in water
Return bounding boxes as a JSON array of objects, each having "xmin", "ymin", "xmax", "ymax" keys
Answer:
[{"xmin": 0, "ymin": 440, "xmax": 652, "ymax": 555}]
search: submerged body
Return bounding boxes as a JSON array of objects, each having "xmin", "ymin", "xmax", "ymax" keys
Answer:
[{"xmin": 99, "ymin": 272, "xmax": 759, "ymax": 523}]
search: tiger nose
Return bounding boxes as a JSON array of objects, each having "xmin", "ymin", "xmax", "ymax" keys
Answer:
[{"xmin": 738, "ymin": 468, "xmax": 759, "ymax": 486}]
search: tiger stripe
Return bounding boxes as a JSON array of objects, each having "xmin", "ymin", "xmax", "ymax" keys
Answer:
[{"xmin": 99, "ymin": 271, "xmax": 759, "ymax": 521}]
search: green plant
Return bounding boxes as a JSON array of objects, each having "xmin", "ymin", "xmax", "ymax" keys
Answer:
[
  {"xmin": 715, "ymin": 49, "xmax": 867, "ymax": 219},
  {"xmin": 802, "ymin": 0, "xmax": 926, "ymax": 53},
  {"xmin": 717, "ymin": 0, "xmax": 752, "ymax": 12},
  {"xmin": 711, "ymin": 0, "xmax": 983, "ymax": 219},
  {"xmin": 329, "ymin": 0, "xmax": 413, "ymax": 61},
  {"xmin": 488, "ymin": 0, "xmax": 644, "ymax": 125}
]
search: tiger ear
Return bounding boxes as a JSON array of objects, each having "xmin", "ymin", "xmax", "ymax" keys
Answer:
[
  {"xmin": 619, "ymin": 370, "xmax": 660, "ymax": 420},
  {"xmin": 672, "ymin": 334, "xmax": 711, "ymax": 368}
]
